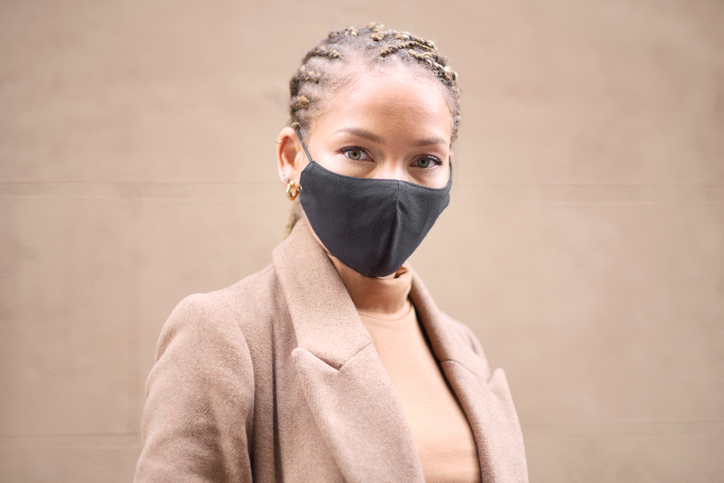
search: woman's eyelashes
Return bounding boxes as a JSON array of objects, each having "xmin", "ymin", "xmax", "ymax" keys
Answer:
[
  {"xmin": 341, "ymin": 146, "xmax": 370, "ymax": 161},
  {"xmin": 412, "ymin": 156, "xmax": 443, "ymax": 169},
  {"xmin": 341, "ymin": 147, "xmax": 442, "ymax": 169}
]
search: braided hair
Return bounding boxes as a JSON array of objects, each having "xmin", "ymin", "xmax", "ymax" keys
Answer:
[{"xmin": 288, "ymin": 22, "xmax": 461, "ymax": 142}]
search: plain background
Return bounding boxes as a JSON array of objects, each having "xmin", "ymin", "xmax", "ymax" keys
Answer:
[{"xmin": 1, "ymin": 0, "xmax": 722, "ymax": 481}]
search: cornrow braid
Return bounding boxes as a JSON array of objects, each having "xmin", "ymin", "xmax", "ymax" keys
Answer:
[
  {"xmin": 298, "ymin": 65, "xmax": 321, "ymax": 82},
  {"xmin": 394, "ymin": 32, "xmax": 437, "ymax": 50},
  {"xmin": 290, "ymin": 94, "xmax": 310, "ymax": 110},
  {"xmin": 289, "ymin": 65, "xmax": 320, "ymax": 100},
  {"xmin": 288, "ymin": 22, "xmax": 461, "ymax": 141},
  {"xmin": 407, "ymin": 49, "xmax": 457, "ymax": 84},
  {"xmin": 368, "ymin": 21, "xmax": 386, "ymax": 41},
  {"xmin": 303, "ymin": 45, "xmax": 341, "ymax": 63},
  {"xmin": 379, "ymin": 40, "xmax": 435, "ymax": 57}
]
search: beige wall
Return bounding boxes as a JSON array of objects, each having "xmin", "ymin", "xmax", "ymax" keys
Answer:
[{"xmin": 1, "ymin": 0, "xmax": 722, "ymax": 481}]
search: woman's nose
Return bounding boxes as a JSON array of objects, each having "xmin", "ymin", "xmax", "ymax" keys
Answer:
[{"xmin": 371, "ymin": 162, "xmax": 410, "ymax": 182}]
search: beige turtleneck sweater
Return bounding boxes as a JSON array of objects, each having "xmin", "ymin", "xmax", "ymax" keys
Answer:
[{"xmin": 329, "ymin": 256, "xmax": 481, "ymax": 483}]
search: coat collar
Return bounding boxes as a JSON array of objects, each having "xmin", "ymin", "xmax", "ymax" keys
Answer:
[
  {"xmin": 410, "ymin": 265, "xmax": 529, "ymax": 481},
  {"xmin": 273, "ymin": 219, "xmax": 424, "ymax": 482},
  {"xmin": 273, "ymin": 219, "xmax": 527, "ymax": 482},
  {"xmin": 272, "ymin": 217, "xmax": 372, "ymax": 369}
]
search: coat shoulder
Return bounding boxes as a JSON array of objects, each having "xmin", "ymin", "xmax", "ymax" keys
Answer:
[
  {"xmin": 138, "ymin": 264, "xmax": 288, "ymax": 481},
  {"xmin": 216, "ymin": 263, "xmax": 285, "ymax": 330},
  {"xmin": 168, "ymin": 263, "xmax": 284, "ymax": 340},
  {"xmin": 150, "ymin": 262, "xmax": 284, "ymax": 386}
]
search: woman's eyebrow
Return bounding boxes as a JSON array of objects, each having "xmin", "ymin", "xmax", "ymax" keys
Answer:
[
  {"xmin": 335, "ymin": 128, "xmax": 385, "ymax": 143},
  {"xmin": 335, "ymin": 128, "xmax": 446, "ymax": 148},
  {"xmin": 413, "ymin": 136, "xmax": 447, "ymax": 147}
]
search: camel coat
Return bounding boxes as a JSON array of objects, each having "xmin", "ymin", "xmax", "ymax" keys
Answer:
[{"xmin": 134, "ymin": 219, "xmax": 528, "ymax": 482}]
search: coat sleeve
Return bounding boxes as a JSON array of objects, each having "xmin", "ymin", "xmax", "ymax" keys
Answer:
[{"xmin": 134, "ymin": 293, "xmax": 255, "ymax": 483}]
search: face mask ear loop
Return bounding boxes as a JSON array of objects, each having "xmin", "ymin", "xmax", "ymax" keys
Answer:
[{"xmin": 296, "ymin": 129, "xmax": 314, "ymax": 164}]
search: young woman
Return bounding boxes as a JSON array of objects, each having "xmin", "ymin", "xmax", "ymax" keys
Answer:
[{"xmin": 135, "ymin": 23, "xmax": 528, "ymax": 483}]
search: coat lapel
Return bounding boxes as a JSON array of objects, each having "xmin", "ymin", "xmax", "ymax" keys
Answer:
[
  {"xmin": 410, "ymin": 270, "xmax": 529, "ymax": 483},
  {"xmin": 273, "ymin": 220, "xmax": 424, "ymax": 482}
]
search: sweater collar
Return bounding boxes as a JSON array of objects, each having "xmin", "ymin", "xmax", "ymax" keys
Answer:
[{"xmin": 328, "ymin": 254, "xmax": 412, "ymax": 319}]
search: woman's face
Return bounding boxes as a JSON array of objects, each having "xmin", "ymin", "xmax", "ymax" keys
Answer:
[{"xmin": 298, "ymin": 68, "xmax": 453, "ymax": 189}]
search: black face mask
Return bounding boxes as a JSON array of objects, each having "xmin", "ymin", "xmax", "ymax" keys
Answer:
[{"xmin": 296, "ymin": 131, "xmax": 452, "ymax": 278}]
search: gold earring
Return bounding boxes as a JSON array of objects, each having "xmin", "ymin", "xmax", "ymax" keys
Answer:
[{"xmin": 286, "ymin": 180, "xmax": 299, "ymax": 200}]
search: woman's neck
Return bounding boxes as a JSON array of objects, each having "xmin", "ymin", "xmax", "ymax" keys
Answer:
[{"xmin": 328, "ymin": 254, "xmax": 412, "ymax": 318}]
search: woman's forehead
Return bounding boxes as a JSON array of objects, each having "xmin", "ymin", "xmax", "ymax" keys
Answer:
[{"xmin": 317, "ymin": 70, "xmax": 454, "ymax": 137}]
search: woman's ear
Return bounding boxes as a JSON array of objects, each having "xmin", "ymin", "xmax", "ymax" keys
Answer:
[{"xmin": 276, "ymin": 127, "xmax": 307, "ymax": 185}]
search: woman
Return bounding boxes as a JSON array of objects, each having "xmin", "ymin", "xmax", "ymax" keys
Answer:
[{"xmin": 135, "ymin": 23, "xmax": 528, "ymax": 482}]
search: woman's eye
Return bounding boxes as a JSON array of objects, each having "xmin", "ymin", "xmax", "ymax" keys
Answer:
[
  {"xmin": 342, "ymin": 148, "xmax": 368, "ymax": 161},
  {"xmin": 414, "ymin": 157, "xmax": 441, "ymax": 168}
]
